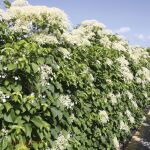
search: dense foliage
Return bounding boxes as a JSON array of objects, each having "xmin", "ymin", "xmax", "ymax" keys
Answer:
[{"xmin": 0, "ymin": 0, "xmax": 150, "ymax": 149}]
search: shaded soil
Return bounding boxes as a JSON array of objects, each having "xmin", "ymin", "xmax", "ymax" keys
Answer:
[{"xmin": 125, "ymin": 111, "xmax": 150, "ymax": 150}]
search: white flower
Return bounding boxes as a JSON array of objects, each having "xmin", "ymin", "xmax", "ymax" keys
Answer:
[
  {"xmin": 131, "ymin": 100, "xmax": 138, "ymax": 109},
  {"xmin": 125, "ymin": 110, "xmax": 135, "ymax": 123},
  {"xmin": 117, "ymin": 56, "xmax": 133, "ymax": 81},
  {"xmin": 128, "ymin": 46, "xmax": 149, "ymax": 63},
  {"xmin": 6, "ymin": 95, "xmax": 10, "ymax": 99},
  {"xmin": 14, "ymin": 76, "xmax": 19, "ymax": 80},
  {"xmin": 143, "ymin": 92, "xmax": 148, "ymax": 98},
  {"xmin": 120, "ymin": 66, "xmax": 133, "ymax": 81},
  {"xmin": 112, "ymin": 41, "xmax": 127, "ymax": 52},
  {"xmin": 96, "ymin": 60, "xmax": 101, "ymax": 65},
  {"xmin": 2, "ymin": 98, "xmax": 6, "ymax": 103},
  {"xmin": 113, "ymin": 136, "xmax": 120, "ymax": 150},
  {"xmin": 51, "ymin": 132, "xmax": 70, "ymax": 150},
  {"xmin": 126, "ymin": 91, "xmax": 133, "ymax": 100},
  {"xmin": 89, "ymin": 74, "xmax": 94, "ymax": 82},
  {"xmin": 117, "ymin": 56, "xmax": 129, "ymax": 66},
  {"xmin": 70, "ymin": 113, "xmax": 75, "ymax": 123},
  {"xmin": 99, "ymin": 110, "xmax": 109, "ymax": 123},
  {"xmin": 2, "ymin": 75, "xmax": 6, "ymax": 78},
  {"xmin": 0, "ymin": 91, "xmax": 6, "ymax": 103},
  {"xmin": 59, "ymin": 95, "xmax": 74, "ymax": 109},
  {"xmin": 58, "ymin": 47, "xmax": 71, "ymax": 59},
  {"xmin": 61, "ymin": 30, "xmax": 91, "ymax": 47},
  {"xmin": 2, "ymin": 6, "xmax": 70, "ymax": 33},
  {"xmin": 106, "ymin": 58, "xmax": 113, "ymax": 66},
  {"xmin": 33, "ymin": 34, "xmax": 58, "ymax": 45},
  {"xmin": 40, "ymin": 65, "xmax": 53, "ymax": 86},
  {"xmin": 136, "ymin": 67, "xmax": 150, "ymax": 84},
  {"xmin": 11, "ymin": 0, "xmax": 30, "ymax": 7},
  {"xmin": 80, "ymin": 20, "xmax": 106, "ymax": 29},
  {"xmin": 136, "ymin": 77, "xmax": 142, "ymax": 83},
  {"xmin": 120, "ymin": 121, "xmax": 129, "ymax": 132},
  {"xmin": 103, "ymin": 29, "xmax": 113, "ymax": 35},
  {"xmin": 1, "ymin": 129, "xmax": 8, "ymax": 136},
  {"xmin": 99, "ymin": 36, "xmax": 111, "ymax": 48},
  {"xmin": 3, "ymin": 67, "xmax": 7, "ymax": 71},
  {"xmin": 108, "ymin": 92, "xmax": 117, "ymax": 105}
]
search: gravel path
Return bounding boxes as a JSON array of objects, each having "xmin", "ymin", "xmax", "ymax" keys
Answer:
[{"xmin": 125, "ymin": 111, "xmax": 150, "ymax": 150}]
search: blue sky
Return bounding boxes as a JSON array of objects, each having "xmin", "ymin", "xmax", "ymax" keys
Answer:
[{"xmin": 1, "ymin": 0, "xmax": 150, "ymax": 47}]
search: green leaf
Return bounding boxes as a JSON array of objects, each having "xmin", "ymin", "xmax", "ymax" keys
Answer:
[
  {"xmin": 4, "ymin": 102, "xmax": 12, "ymax": 112},
  {"xmin": 26, "ymin": 65, "xmax": 31, "ymax": 73},
  {"xmin": 14, "ymin": 85, "xmax": 22, "ymax": 92},
  {"xmin": 2, "ymin": 138, "xmax": 8, "ymax": 150},
  {"xmin": 0, "ymin": 64, "xmax": 2, "ymax": 71},
  {"xmin": 51, "ymin": 128, "xmax": 58, "ymax": 139},
  {"xmin": 3, "ymin": 0, "xmax": 11, "ymax": 9},
  {"xmin": 37, "ymin": 57, "xmax": 45, "ymax": 64},
  {"xmin": 7, "ymin": 63, "xmax": 16, "ymax": 71},
  {"xmin": 31, "ymin": 63, "xmax": 39, "ymax": 73},
  {"xmin": 24, "ymin": 123, "xmax": 32, "ymax": 137},
  {"xmin": 73, "ymin": 127, "xmax": 80, "ymax": 135},
  {"xmin": 4, "ymin": 110, "xmax": 15, "ymax": 123},
  {"xmin": 15, "ymin": 142, "xmax": 29, "ymax": 150},
  {"xmin": 51, "ymin": 107, "xmax": 62, "ymax": 120},
  {"xmin": 31, "ymin": 116, "xmax": 43, "ymax": 129},
  {"xmin": 32, "ymin": 142, "xmax": 39, "ymax": 150}
]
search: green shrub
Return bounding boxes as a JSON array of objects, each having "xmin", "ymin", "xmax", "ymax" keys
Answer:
[{"xmin": 0, "ymin": 1, "xmax": 150, "ymax": 149}]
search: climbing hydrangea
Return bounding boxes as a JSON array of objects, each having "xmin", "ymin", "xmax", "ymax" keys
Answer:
[
  {"xmin": 0, "ymin": 0, "xmax": 149, "ymax": 149},
  {"xmin": 99, "ymin": 110, "xmax": 109, "ymax": 123}
]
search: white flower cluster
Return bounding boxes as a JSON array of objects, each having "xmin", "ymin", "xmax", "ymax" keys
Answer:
[
  {"xmin": 126, "ymin": 90, "xmax": 133, "ymax": 100},
  {"xmin": 0, "ymin": 73, "xmax": 7, "ymax": 79},
  {"xmin": 98, "ymin": 29, "xmax": 113, "ymax": 37},
  {"xmin": 80, "ymin": 20, "xmax": 106, "ymax": 29},
  {"xmin": 99, "ymin": 110, "xmax": 109, "ymax": 124},
  {"xmin": 61, "ymin": 20, "xmax": 110, "ymax": 47},
  {"xmin": 106, "ymin": 58, "xmax": 113, "ymax": 66},
  {"xmin": 136, "ymin": 67, "xmax": 150, "ymax": 85},
  {"xmin": 2, "ymin": 4, "xmax": 70, "ymax": 33},
  {"xmin": 51, "ymin": 132, "xmax": 70, "ymax": 150},
  {"xmin": 117, "ymin": 56, "xmax": 133, "ymax": 81},
  {"xmin": 112, "ymin": 40, "xmax": 127, "ymax": 52},
  {"xmin": 88, "ymin": 74, "xmax": 94, "ymax": 82},
  {"xmin": 125, "ymin": 110, "xmax": 135, "ymax": 123},
  {"xmin": 59, "ymin": 95, "xmax": 74, "ymax": 109},
  {"xmin": 58, "ymin": 47, "xmax": 71, "ymax": 59},
  {"xmin": 11, "ymin": 0, "xmax": 30, "ymax": 7},
  {"xmin": 1, "ymin": 128, "xmax": 8, "ymax": 136},
  {"xmin": 113, "ymin": 136, "xmax": 120, "ymax": 150},
  {"xmin": 128, "ymin": 46, "xmax": 149, "ymax": 63},
  {"xmin": 131, "ymin": 100, "xmax": 138, "ymax": 109},
  {"xmin": 99, "ymin": 36, "xmax": 111, "ymax": 49},
  {"xmin": 61, "ymin": 31, "xmax": 91, "ymax": 47},
  {"xmin": 40, "ymin": 65, "xmax": 53, "ymax": 86},
  {"xmin": 120, "ymin": 120, "xmax": 129, "ymax": 132},
  {"xmin": 0, "ymin": 91, "xmax": 9, "ymax": 103},
  {"xmin": 10, "ymin": 19, "xmax": 32, "ymax": 33},
  {"xmin": 33, "ymin": 34, "xmax": 58, "ymax": 45},
  {"xmin": 70, "ymin": 113, "xmax": 75, "ymax": 123},
  {"xmin": 108, "ymin": 92, "xmax": 118, "ymax": 105}
]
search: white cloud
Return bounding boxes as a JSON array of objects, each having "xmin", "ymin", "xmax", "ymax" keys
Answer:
[
  {"xmin": 136, "ymin": 34, "xmax": 145, "ymax": 40},
  {"xmin": 136, "ymin": 34, "xmax": 150, "ymax": 41},
  {"xmin": 147, "ymin": 36, "xmax": 150, "ymax": 40},
  {"xmin": 116, "ymin": 27, "xmax": 131, "ymax": 33}
]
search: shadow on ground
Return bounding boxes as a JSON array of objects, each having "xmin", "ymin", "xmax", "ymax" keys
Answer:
[{"xmin": 125, "ymin": 111, "xmax": 150, "ymax": 150}]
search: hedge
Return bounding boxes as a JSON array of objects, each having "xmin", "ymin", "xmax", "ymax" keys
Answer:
[{"xmin": 0, "ymin": 0, "xmax": 150, "ymax": 150}]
